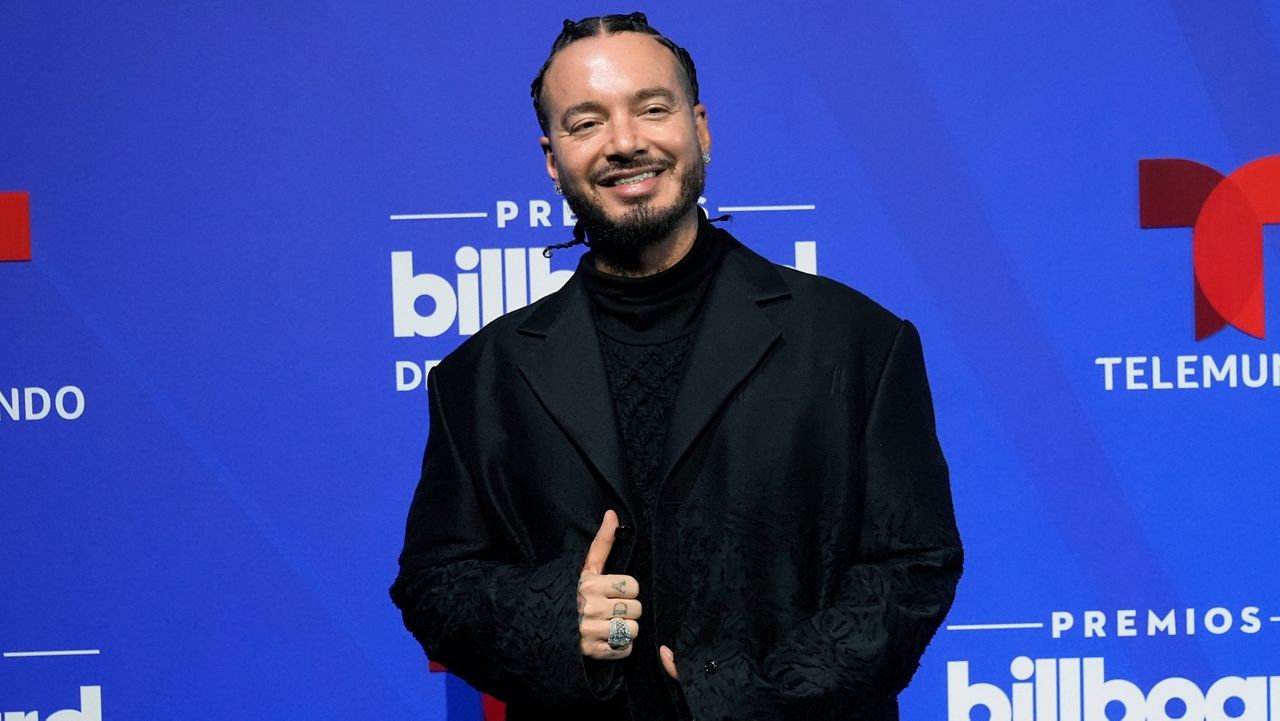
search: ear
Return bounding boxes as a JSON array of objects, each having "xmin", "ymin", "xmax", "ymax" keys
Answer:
[
  {"xmin": 540, "ymin": 136, "xmax": 559, "ymax": 185},
  {"xmin": 693, "ymin": 103, "xmax": 711, "ymax": 157}
]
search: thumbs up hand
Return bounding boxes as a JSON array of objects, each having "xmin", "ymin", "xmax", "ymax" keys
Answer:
[{"xmin": 578, "ymin": 510, "xmax": 642, "ymax": 659}]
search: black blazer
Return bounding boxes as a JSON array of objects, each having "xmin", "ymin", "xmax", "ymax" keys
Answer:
[{"xmin": 391, "ymin": 228, "xmax": 963, "ymax": 721}]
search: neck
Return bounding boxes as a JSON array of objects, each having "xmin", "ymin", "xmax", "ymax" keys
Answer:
[{"xmin": 593, "ymin": 207, "xmax": 700, "ymax": 278}]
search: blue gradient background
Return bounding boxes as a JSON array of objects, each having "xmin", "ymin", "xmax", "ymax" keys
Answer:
[{"xmin": 2, "ymin": 2, "xmax": 1277, "ymax": 718}]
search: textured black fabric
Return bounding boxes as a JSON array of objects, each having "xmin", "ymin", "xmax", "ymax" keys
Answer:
[
  {"xmin": 596, "ymin": 334, "xmax": 693, "ymax": 512},
  {"xmin": 390, "ymin": 226, "xmax": 963, "ymax": 720}
]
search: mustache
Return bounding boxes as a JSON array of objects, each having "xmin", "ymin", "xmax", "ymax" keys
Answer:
[{"xmin": 590, "ymin": 157, "xmax": 674, "ymax": 184}]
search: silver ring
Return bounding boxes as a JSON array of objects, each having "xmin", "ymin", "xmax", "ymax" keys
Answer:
[{"xmin": 607, "ymin": 617, "xmax": 633, "ymax": 649}]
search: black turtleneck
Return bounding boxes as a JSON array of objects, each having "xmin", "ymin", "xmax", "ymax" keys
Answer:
[{"xmin": 576, "ymin": 214, "xmax": 726, "ymax": 721}]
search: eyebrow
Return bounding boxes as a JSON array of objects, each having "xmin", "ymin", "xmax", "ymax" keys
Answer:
[
  {"xmin": 558, "ymin": 86, "xmax": 682, "ymax": 128},
  {"xmin": 634, "ymin": 86, "xmax": 679, "ymax": 104}
]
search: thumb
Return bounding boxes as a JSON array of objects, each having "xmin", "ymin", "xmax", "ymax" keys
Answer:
[
  {"xmin": 582, "ymin": 509, "xmax": 619, "ymax": 574},
  {"xmin": 659, "ymin": 645, "xmax": 679, "ymax": 680}
]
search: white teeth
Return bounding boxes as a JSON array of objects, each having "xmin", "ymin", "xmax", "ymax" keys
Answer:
[{"xmin": 615, "ymin": 171, "xmax": 656, "ymax": 185}]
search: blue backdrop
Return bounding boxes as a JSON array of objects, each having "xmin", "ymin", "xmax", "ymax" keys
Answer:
[{"xmin": 3, "ymin": 2, "xmax": 1278, "ymax": 719}]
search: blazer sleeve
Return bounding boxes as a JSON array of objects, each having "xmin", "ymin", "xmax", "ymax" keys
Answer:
[
  {"xmin": 680, "ymin": 320, "xmax": 963, "ymax": 720},
  {"xmin": 389, "ymin": 367, "xmax": 622, "ymax": 707}
]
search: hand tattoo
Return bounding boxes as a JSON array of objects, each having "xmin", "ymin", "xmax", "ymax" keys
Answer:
[
  {"xmin": 612, "ymin": 602, "xmax": 628, "ymax": 618},
  {"xmin": 612, "ymin": 580, "xmax": 627, "ymax": 594}
]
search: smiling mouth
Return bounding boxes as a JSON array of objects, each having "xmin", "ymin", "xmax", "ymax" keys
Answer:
[
  {"xmin": 612, "ymin": 171, "xmax": 657, "ymax": 186},
  {"xmin": 598, "ymin": 167, "xmax": 665, "ymax": 187}
]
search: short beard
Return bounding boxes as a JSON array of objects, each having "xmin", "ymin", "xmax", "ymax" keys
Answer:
[{"xmin": 561, "ymin": 157, "xmax": 705, "ymax": 273}]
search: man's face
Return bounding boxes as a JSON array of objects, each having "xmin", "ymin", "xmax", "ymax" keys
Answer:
[{"xmin": 538, "ymin": 32, "xmax": 710, "ymax": 264}]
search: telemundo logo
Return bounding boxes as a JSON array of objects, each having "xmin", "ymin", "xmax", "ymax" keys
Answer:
[{"xmin": 1, "ymin": 386, "xmax": 85, "ymax": 421}]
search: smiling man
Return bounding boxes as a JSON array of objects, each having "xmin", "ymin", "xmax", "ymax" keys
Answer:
[
  {"xmin": 535, "ymin": 25, "xmax": 709, "ymax": 277},
  {"xmin": 391, "ymin": 12, "xmax": 963, "ymax": 721}
]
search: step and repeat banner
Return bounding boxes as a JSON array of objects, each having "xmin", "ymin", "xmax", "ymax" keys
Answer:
[{"xmin": 3, "ymin": 2, "xmax": 1278, "ymax": 719}]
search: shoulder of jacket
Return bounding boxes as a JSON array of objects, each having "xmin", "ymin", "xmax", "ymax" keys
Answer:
[
  {"xmin": 724, "ymin": 238, "xmax": 905, "ymax": 342},
  {"xmin": 430, "ymin": 289, "xmax": 560, "ymax": 380}
]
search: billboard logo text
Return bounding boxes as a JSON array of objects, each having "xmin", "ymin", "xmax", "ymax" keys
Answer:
[{"xmin": 950, "ymin": 656, "xmax": 1277, "ymax": 721}]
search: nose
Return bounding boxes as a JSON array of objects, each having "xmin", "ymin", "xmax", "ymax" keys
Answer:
[{"xmin": 604, "ymin": 114, "xmax": 646, "ymax": 160}]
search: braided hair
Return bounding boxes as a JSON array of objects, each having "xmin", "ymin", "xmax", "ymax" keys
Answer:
[{"xmin": 530, "ymin": 12, "xmax": 700, "ymax": 136}]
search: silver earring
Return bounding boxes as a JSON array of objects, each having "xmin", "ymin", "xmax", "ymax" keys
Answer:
[
  {"xmin": 701, "ymin": 152, "xmax": 711, "ymax": 166},
  {"xmin": 553, "ymin": 183, "xmax": 563, "ymax": 195}
]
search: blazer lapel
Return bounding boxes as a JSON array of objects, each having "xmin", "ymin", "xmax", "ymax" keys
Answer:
[
  {"xmin": 516, "ymin": 277, "xmax": 631, "ymax": 507},
  {"xmin": 657, "ymin": 240, "xmax": 791, "ymax": 491}
]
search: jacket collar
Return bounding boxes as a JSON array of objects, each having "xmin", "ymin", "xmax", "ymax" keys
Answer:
[{"xmin": 516, "ymin": 228, "xmax": 791, "ymax": 510}]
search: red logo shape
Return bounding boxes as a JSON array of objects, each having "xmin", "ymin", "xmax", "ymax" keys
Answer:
[
  {"xmin": 0, "ymin": 192, "xmax": 32, "ymax": 262},
  {"xmin": 1139, "ymin": 155, "xmax": 1280, "ymax": 340}
]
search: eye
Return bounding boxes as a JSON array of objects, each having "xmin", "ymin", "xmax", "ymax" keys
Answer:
[
  {"xmin": 570, "ymin": 119, "xmax": 600, "ymax": 134},
  {"xmin": 643, "ymin": 105, "xmax": 671, "ymax": 117}
]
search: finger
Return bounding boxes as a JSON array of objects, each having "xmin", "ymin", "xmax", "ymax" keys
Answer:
[
  {"xmin": 581, "ymin": 617, "xmax": 640, "ymax": 643},
  {"xmin": 659, "ymin": 645, "xmax": 679, "ymax": 680},
  {"xmin": 583, "ymin": 597, "xmax": 643, "ymax": 621},
  {"xmin": 580, "ymin": 573, "xmax": 639, "ymax": 599},
  {"xmin": 580, "ymin": 618, "xmax": 640, "ymax": 659},
  {"xmin": 582, "ymin": 510, "xmax": 619, "ymax": 574},
  {"xmin": 583, "ymin": 640, "xmax": 634, "ymax": 660}
]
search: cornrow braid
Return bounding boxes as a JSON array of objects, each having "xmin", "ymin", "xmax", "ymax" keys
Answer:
[
  {"xmin": 530, "ymin": 12, "xmax": 700, "ymax": 136},
  {"xmin": 542, "ymin": 221, "xmax": 590, "ymax": 258}
]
